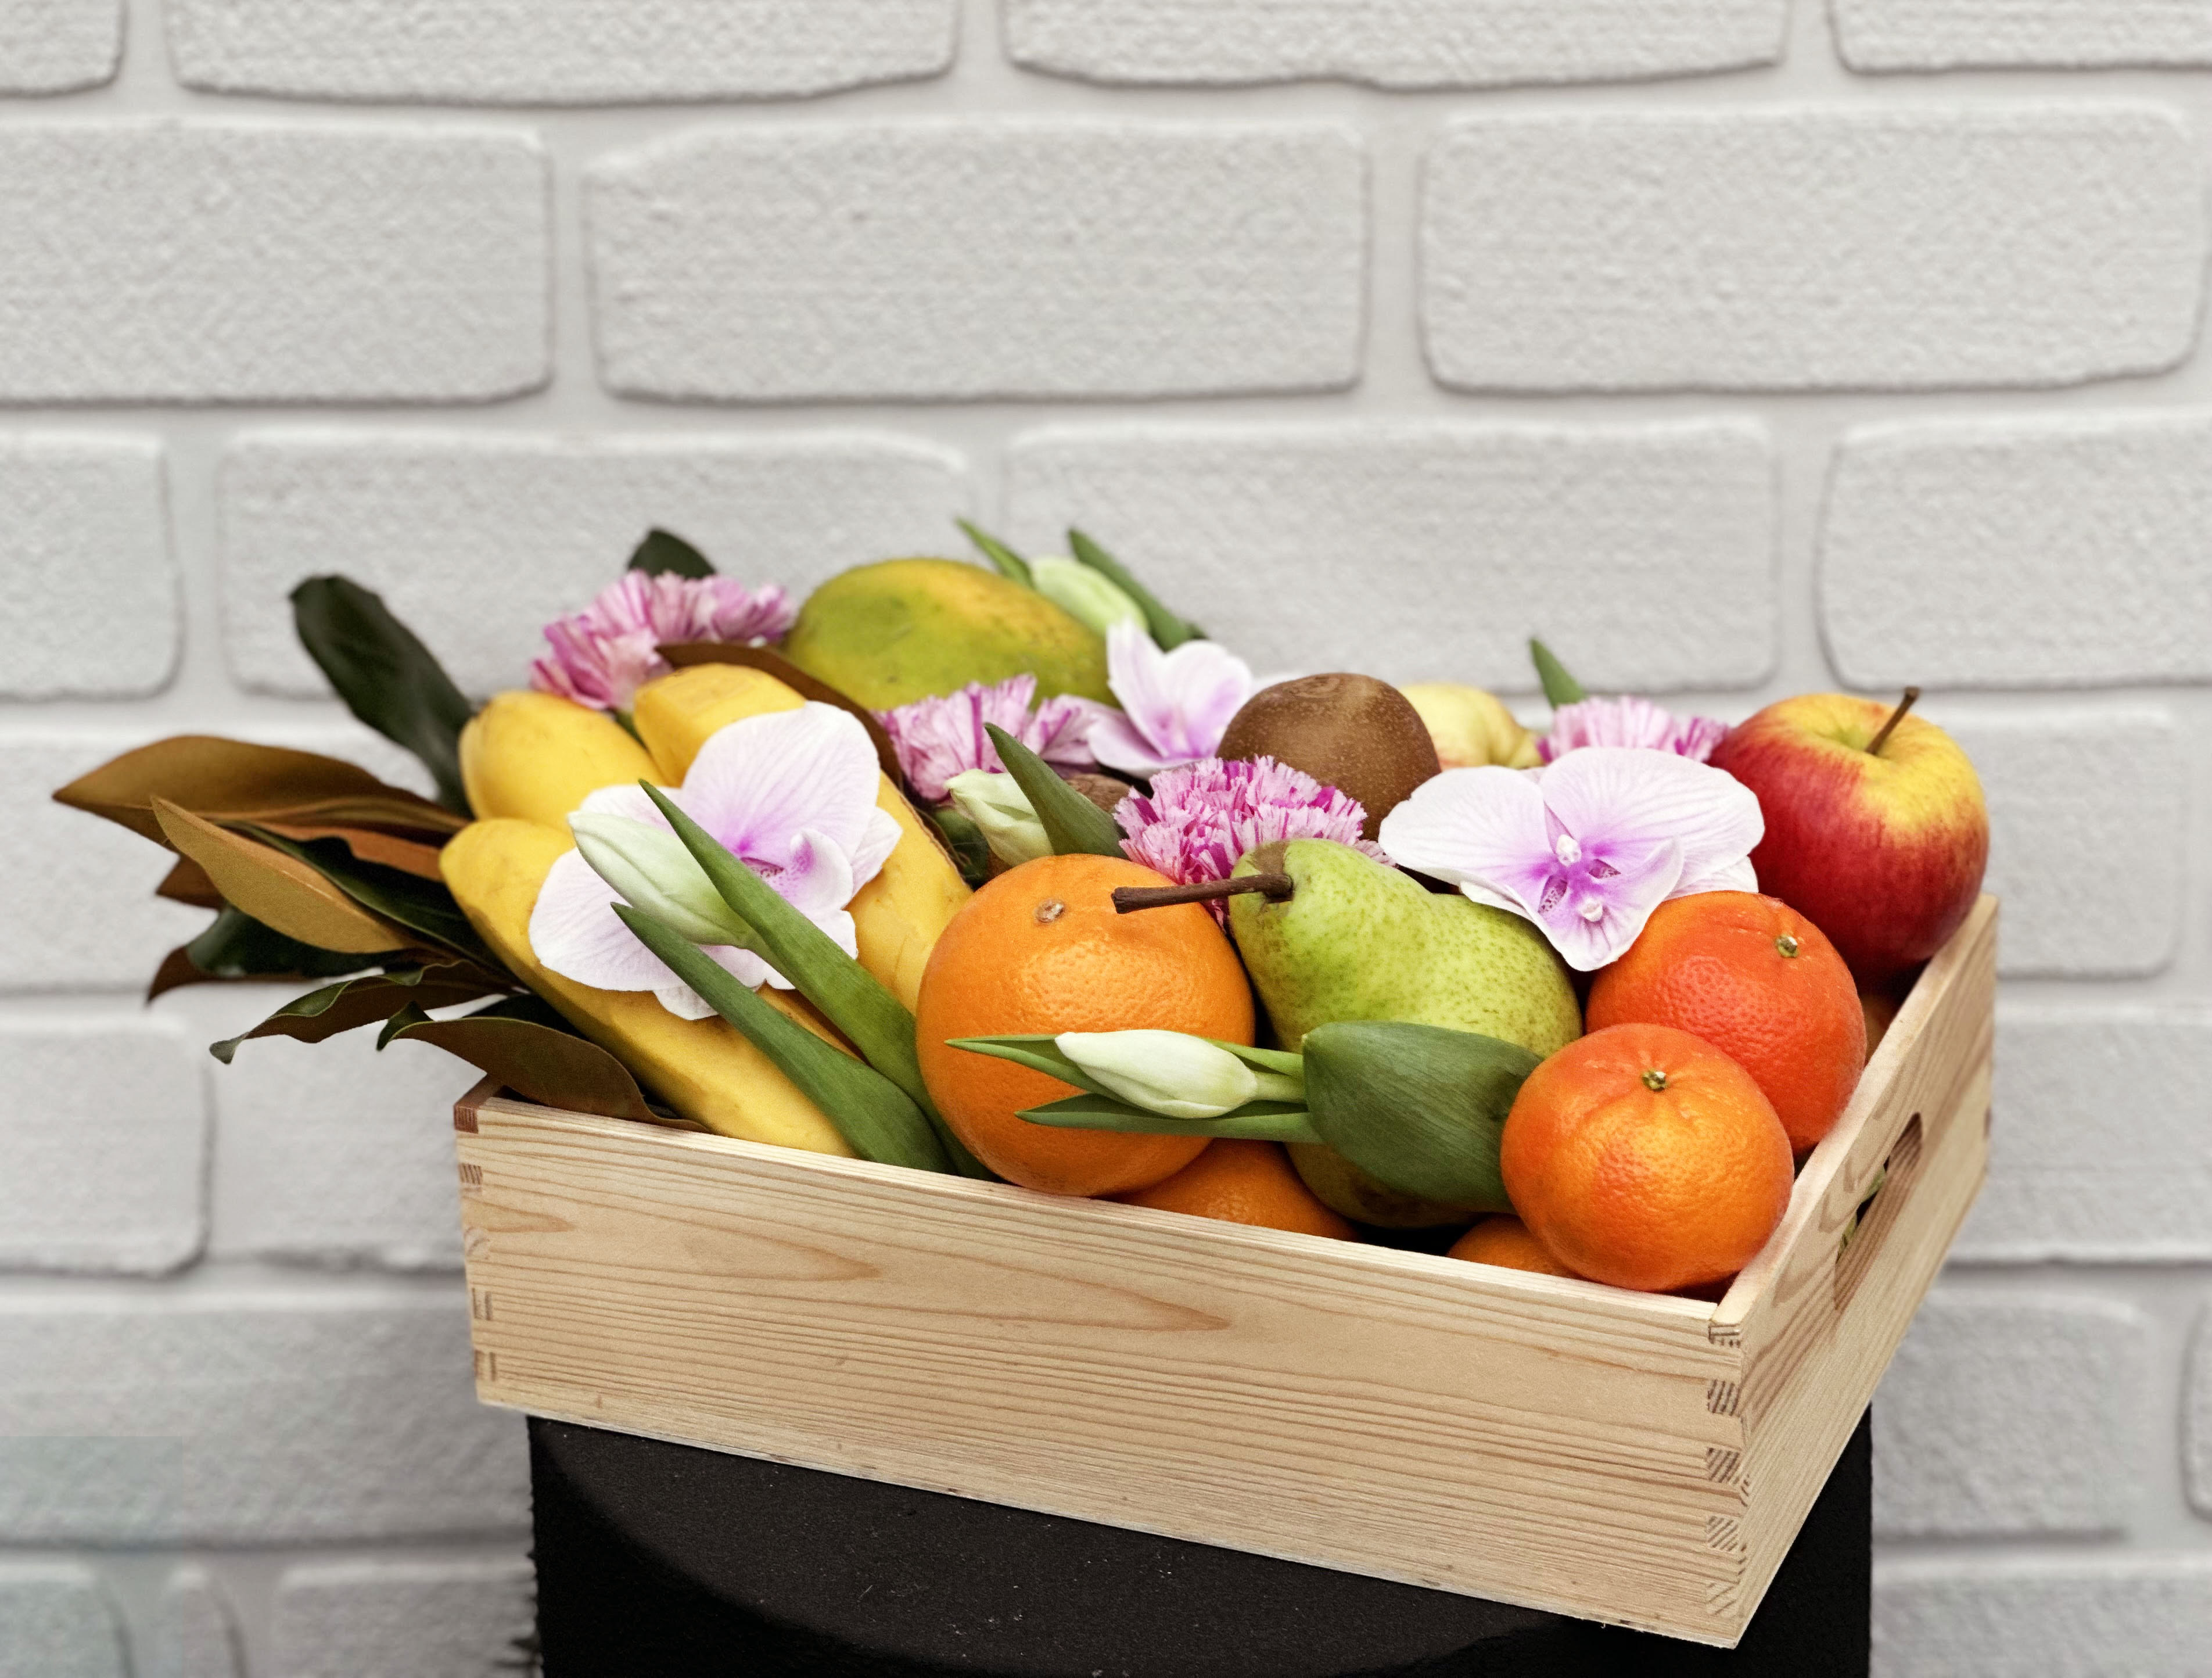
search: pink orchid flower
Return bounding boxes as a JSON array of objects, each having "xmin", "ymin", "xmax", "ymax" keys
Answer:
[
  {"xmin": 1378, "ymin": 748, "xmax": 1762, "ymax": 971},
  {"xmin": 1088, "ymin": 620, "xmax": 1255, "ymax": 778},
  {"xmin": 877, "ymin": 675, "xmax": 1107, "ymax": 805},
  {"xmin": 1541, "ymin": 694, "xmax": 1729, "ymax": 764},
  {"xmin": 529, "ymin": 704, "xmax": 899, "ymax": 1019},
  {"xmin": 532, "ymin": 571, "xmax": 795, "ymax": 714}
]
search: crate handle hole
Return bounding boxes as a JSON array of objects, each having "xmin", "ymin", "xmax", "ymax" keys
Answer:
[{"xmin": 1834, "ymin": 1113, "xmax": 1923, "ymax": 1314}]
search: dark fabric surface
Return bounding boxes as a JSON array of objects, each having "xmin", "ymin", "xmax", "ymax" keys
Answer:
[{"xmin": 530, "ymin": 1410, "xmax": 1869, "ymax": 1677}]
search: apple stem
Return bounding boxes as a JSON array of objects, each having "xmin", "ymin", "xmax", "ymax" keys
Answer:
[
  {"xmin": 1112, "ymin": 874, "xmax": 1295, "ymax": 915},
  {"xmin": 1866, "ymin": 687, "xmax": 1922, "ymax": 758}
]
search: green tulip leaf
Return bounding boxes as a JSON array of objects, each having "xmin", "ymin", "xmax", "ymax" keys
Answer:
[
  {"xmin": 983, "ymin": 725, "xmax": 1124, "ymax": 860},
  {"xmin": 1016, "ymin": 1095, "xmax": 1321, "ymax": 1146},
  {"xmin": 290, "ymin": 576, "xmax": 474, "ymax": 813},
  {"xmin": 957, "ymin": 519, "xmax": 1033, "ymax": 588},
  {"xmin": 1529, "ymin": 639, "xmax": 1587, "ymax": 708},
  {"xmin": 1302, "ymin": 1021, "xmax": 1536, "ymax": 1213},
  {"xmin": 946, "ymin": 1034, "xmax": 1117, "ymax": 1098},
  {"xmin": 627, "ymin": 528, "xmax": 715, "ymax": 579},
  {"xmin": 1066, "ymin": 529, "xmax": 1204, "ymax": 650}
]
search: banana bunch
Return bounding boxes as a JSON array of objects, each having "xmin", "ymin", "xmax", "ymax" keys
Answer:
[{"xmin": 440, "ymin": 671, "xmax": 970, "ymax": 1152}]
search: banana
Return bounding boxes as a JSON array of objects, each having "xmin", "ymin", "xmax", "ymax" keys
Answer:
[
  {"xmin": 461, "ymin": 690, "xmax": 658, "ymax": 829},
  {"xmin": 440, "ymin": 818, "xmax": 854, "ymax": 1155},
  {"xmin": 631, "ymin": 665, "xmax": 970, "ymax": 1009}
]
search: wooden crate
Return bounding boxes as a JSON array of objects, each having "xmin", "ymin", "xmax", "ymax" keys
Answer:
[{"xmin": 453, "ymin": 895, "xmax": 1996, "ymax": 1647}]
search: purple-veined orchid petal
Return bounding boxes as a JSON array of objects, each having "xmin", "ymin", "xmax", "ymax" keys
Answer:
[
  {"xmin": 653, "ymin": 983, "xmax": 717, "ymax": 1020},
  {"xmin": 1088, "ymin": 709, "xmax": 1186, "ymax": 777},
  {"xmin": 529, "ymin": 849, "xmax": 683, "ymax": 994},
  {"xmin": 1540, "ymin": 748, "xmax": 1764, "ymax": 898},
  {"xmin": 847, "ymin": 808, "xmax": 902, "ymax": 890},
  {"xmin": 573, "ymin": 781, "xmax": 669, "ymax": 824},
  {"xmin": 684, "ymin": 704, "xmax": 882, "ymax": 861},
  {"xmin": 1537, "ymin": 837, "xmax": 1684, "ymax": 971},
  {"xmin": 775, "ymin": 829, "xmax": 860, "ymax": 920},
  {"xmin": 1378, "ymin": 767, "xmax": 1554, "ymax": 899},
  {"xmin": 1103, "ymin": 619, "xmax": 1254, "ymax": 770},
  {"xmin": 1678, "ymin": 854, "xmax": 1760, "ymax": 898}
]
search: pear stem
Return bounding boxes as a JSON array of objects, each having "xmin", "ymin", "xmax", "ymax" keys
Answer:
[
  {"xmin": 1112, "ymin": 874, "xmax": 1295, "ymax": 915},
  {"xmin": 1866, "ymin": 687, "xmax": 1921, "ymax": 758}
]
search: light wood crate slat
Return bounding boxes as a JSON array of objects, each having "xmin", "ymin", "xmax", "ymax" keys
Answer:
[{"xmin": 453, "ymin": 895, "xmax": 1998, "ymax": 1647}]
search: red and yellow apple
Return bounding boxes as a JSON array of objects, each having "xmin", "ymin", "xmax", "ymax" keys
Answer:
[{"xmin": 1707, "ymin": 694, "xmax": 1987, "ymax": 984}]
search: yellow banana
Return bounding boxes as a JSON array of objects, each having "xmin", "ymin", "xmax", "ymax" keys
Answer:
[
  {"xmin": 461, "ymin": 690, "xmax": 658, "ymax": 828},
  {"xmin": 440, "ymin": 818, "xmax": 854, "ymax": 1155},
  {"xmin": 631, "ymin": 665, "xmax": 970, "ymax": 1009}
]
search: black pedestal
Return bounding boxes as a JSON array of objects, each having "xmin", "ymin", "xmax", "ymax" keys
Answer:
[{"xmin": 530, "ymin": 1411, "xmax": 1870, "ymax": 1677}]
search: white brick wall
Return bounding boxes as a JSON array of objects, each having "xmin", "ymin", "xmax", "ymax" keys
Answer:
[{"xmin": 3, "ymin": 2, "xmax": 2206, "ymax": 1669}]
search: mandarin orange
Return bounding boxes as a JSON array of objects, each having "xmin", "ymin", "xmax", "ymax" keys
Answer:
[
  {"xmin": 1114, "ymin": 1140, "xmax": 1356, "ymax": 1240},
  {"xmin": 914, "ymin": 854, "xmax": 1256, "ymax": 1196},
  {"xmin": 1500, "ymin": 1023, "xmax": 1794, "ymax": 1294},
  {"xmin": 1588, "ymin": 892, "xmax": 1865, "ymax": 1154},
  {"xmin": 1446, "ymin": 1216, "xmax": 1582, "ymax": 1278}
]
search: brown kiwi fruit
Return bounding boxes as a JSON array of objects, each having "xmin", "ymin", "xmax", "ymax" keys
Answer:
[{"xmin": 1215, "ymin": 674, "xmax": 1443, "ymax": 840}]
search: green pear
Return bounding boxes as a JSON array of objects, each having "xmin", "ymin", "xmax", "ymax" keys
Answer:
[{"xmin": 1229, "ymin": 837, "xmax": 1581, "ymax": 1228}]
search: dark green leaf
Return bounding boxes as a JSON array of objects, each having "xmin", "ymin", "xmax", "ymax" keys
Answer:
[
  {"xmin": 628, "ymin": 528, "xmax": 715, "ymax": 579},
  {"xmin": 927, "ymin": 805, "xmax": 992, "ymax": 887},
  {"xmin": 383, "ymin": 997, "xmax": 659, "ymax": 1123},
  {"xmin": 1529, "ymin": 639, "xmax": 1586, "ymax": 708},
  {"xmin": 209, "ymin": 965, "xmax": 502, "ymax": 1063},
  {"xmin": 616, "ymin": 904, "xmax": 951, "ymax": 1173},
  {"xmin": 957, "ymin": 520, "xmax": 1033, "ymax": 588},
  {"xmin": 983, "ymin": 725, "xmax": 1124, "ymax": 859},
  {"xmin": 185, "ymin": 904, "xmax": 383, "ymax": 984},
  {"xmin": 1016, "ymin": 1094, "xmax": 1320, "ymax": 1145},
  {"xmin": 1302, "ymin": 1021, "xmax": 1536, "ymax": 1213},
  {"xmin": 238, "ymin": 826, "xmax": 495, "ymax": 968},
  {"xmin": 290, "ymin": 576, "xmax": 474, "ymax": 812},
  {"xmin": 1067, "ymin": 529, "xmax": 1204, "ymax": 650}
]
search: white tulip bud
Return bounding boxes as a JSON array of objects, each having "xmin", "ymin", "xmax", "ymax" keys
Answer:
[
  {"xmin": 1055, "ymin": 1030, "xmax": 1261, "ymax": 1119},
  {"xmin": 946, "ymin": 769, "xmax": 1054, "ymax": 867},
  {"xmin": 569, "ymin": 813, "xmax": 755, "ymax": 948},
  {"xmin": 1029, "ymin": 557, "xmax": 1146, "ymax": 637}
]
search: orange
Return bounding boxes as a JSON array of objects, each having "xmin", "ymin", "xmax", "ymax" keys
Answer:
[
  {"xmin": 1446, "ymin": 1216, "xmax": 1582, "ymax": 1278},
  {"xmin": 1500, "ymin": 1023, "xmax": 1794, "ymax": 1294},
  {"xmin": 914, "ymin": 854, "xmax": 1256, "ymax": 1196},
  {"xmin": 1588, "ymin": 892, "xmax": 1865, "ymax": 1154},
  {"xmin": 1115, "ymin": 1140, "xmax": 1356, "ymax": 1240}
]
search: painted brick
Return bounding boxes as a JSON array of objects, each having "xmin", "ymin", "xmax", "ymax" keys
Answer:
[
  {"xmin": 0, "ymin": 1021, "xmax": 206, "ymax": 1275},
  {"xmin": 220, "ymin": 431, "xmax": 968, "ymax": 699},
  {"xmin": 168, "ymin": 0, "xmax": 955, "ymax": 102},
  {"xmin": 0, "ymin": 436, "xmax": 173, "ymax": 701},
  {"xmin": 1958, "ymin": 1005, "xmax": 2212, "ymax": 1262},
  {"xmin": 145, "ymin": 1568, "xmax": 243, "ymax": 1678},
  {"xmin": 206, "ymin": 1020, "xmax": 474, "ymax": 1271},
  {"xmin": 272, "ymin": 1559, "xmax": 534, "ymax": 1678},
  {"xmin": 1005, "ymin": 0, "xmax": 1786, "ymax": 87},
  {"xmin": 1837, "ymin": 0, "xmax": 2212, "ymax": 70},
  {"xmin": 1873, "ymin": 1292, "xmax": 2144, "ymax": 1537},
  {"xmin": 0, "ymin": 1296, "xmax": 527, "ymax": 1542},
  {"xmin": 1421, "ymin": 109, "xmax": 2203, "ymax": 392},
  {"xmin": 1935, "ymin": 708, "xmax": 2182, "ymax": 978},
  {"xmin": 0, "ymin": 1567, "xmax": 125, "ymax": 1678},
  {"xmin": 0, "ymin": 124, "xmax": 547, "ymax": 404},
  {"xmin": 1875, "ymin": 1559, "xmax": 2212, "ymax": 1677},
  {"xmin": 588, "ymin": 124, "xmax": 1366, "ymax": 401},
  {"xmin": 1006, "ymin": 420, "xmax": 1775, "ymax": 693},
  {"xmin": 2188, "ymin": 1307, "xmax": 2212, "ymax": 1518},
  {"xmin": 0, "ymin": 733, "xmax": 203, "ymax": 994},
  {"xmin": 1824, "ymin": 413, "xmax": 2212, "ymax": 689},
  {"xmin": 0, "ymin": 0, "xmax": 120, "ymax": 92}
]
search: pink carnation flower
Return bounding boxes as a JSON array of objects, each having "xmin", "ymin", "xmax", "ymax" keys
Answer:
[
  {"xmin": 532, "ymin": 571, "xmax": 795, "ymax": 713},
  {"xmin": 1540, "ymin": 695, "xmax": 1729, "ymax": 764},
  {"xmin": 1116, "ymin": 756, "xmax": 1389, "ymax": 923},
  {"xmin": 876, "ymin": 675, "xmax": 1108, "ymax": 805}
]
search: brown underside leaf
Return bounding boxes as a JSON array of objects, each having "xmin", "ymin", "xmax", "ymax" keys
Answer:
[
  {"xmin": 254, "ymin": 823, "xmax": 446, "ymax": 879},
  {"xmin": 55, "ymin": 736, "xmax": 465, "ymax": 848},
  {"xmin": 658, "ymin": 641, "xmax": 902, "ymax": 781},
  {"xmin": 385, "ymin": 1006, "xmax": 658, "ymax": 1124},
  {"xmin": 210, "ymin": 969, "xmax": 507, "ymax": 1062},
  {"xmin": 152, "ymin": 798, "xmax": 412, "ymax": 955},
  {"xmin": 156, "ymin": 858, "xmax": 224, "ymax": 908}
]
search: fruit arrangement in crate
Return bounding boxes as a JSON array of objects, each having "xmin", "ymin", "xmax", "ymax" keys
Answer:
[{"xmin": 54, "ymin": 525, "xmax": 1996, "ymax": 1641}]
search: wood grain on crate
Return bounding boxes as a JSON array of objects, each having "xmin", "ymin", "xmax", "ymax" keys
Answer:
[{"xmin": 453, "ymin": 896, "xmax": 1997, "ymax": 1647}]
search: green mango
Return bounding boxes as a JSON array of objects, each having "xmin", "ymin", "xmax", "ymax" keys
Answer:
[{"xmin": 782, "ymin": 559, "xmax": 1112, "ymax": 710}]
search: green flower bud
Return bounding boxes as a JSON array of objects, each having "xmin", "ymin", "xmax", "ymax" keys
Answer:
[
  {"xmin": 570, "ymin": 812, "xmax": 756, "ymax": 949},
  {"xmin": 1054, "ymin": 1030, "xmax": 1260, "ymax": 1119},
  {"xmin": 1030, "ymin": 556, "xmax": 1146, "ymax": 637},
  {"xmin": 945, "ymin": 769, "xmax": 1054, "ymax": 867}
]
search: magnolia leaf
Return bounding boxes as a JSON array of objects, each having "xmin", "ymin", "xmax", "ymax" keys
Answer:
[
  {"xmin": 153, "ymin": 799, "xmax": 412, "ymax": 955},
  {"xmin": 384, "ymin": 996, "xmax": 660, "ymax": 1124},
  {"xmin": 1302, "ymin": 1021, "xmax": 1536, "ymax": 1213},
  {"xmin": 927, "ymin": 804, "xmax": 992, "ymax": 887},
  {"xmin": 1016, "ymin": 1095, "xmax": 1320, "ymax": 1145},
  {"xmin": 616, "ymin": 905, "xmax": 951, "ymax": 1173},
  {"xmin": 956, "ymin": 519, "xmax": 1033, "ymax": 587},
  {"xmin": 1066, "ymin": 529, "xmax": 1205, "ymax": 650},
  {"xmin": 655, "ymin": 641, "xmax": 901, "ymax": 781},
  {"xmin": 53, "ymin": 735, "xmax": 462, "ymax": 849},
  {"xmin": 255, "ymin": 823, "xmax": 445, "ymax": 879},
  {"xmin": 983, "ymin": 725, "xmax": 1124, "ymax": 859},
  {"xmin": 210, "ymin": 967, "xmax": 502, "ymax": 1063},
  {"xmin": 628, "ymin": 528, "xmax": 715, "ymax": 579},
  {"xmin": 150, "ymin": 905, "xmax": 383, "ymax": 1001},
  {"xmin": 291, "ymin": 576, "xmax": 474, "ymax": 813},
  {"xmin": 1529, "ymin": 639, "xmax": 1586, "ymax": 708},
  {"xmin": 236, "ymin": 826, "xmax": 493, "ymax": 966},
  {"xmin": 157, "ymin": 858, "xmax": 223, "ymax": 909}
]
